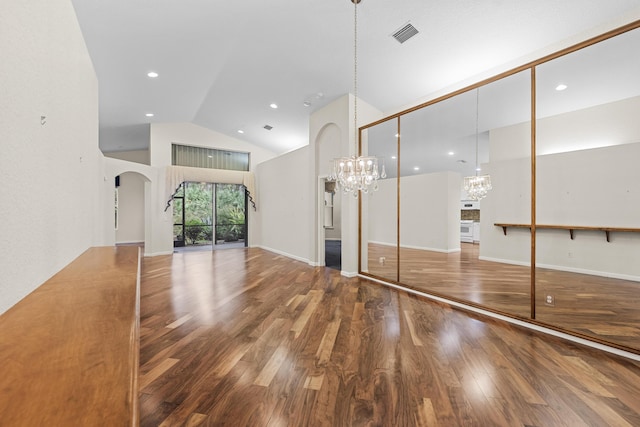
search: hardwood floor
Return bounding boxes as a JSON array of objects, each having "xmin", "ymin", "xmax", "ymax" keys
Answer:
[
  {"xmin": 366, "ymin": 243, "xmax": 640, "ymax": 350},
  {"xmin": 0, "ymin": 247, "xmax": 140, "ymax": 426},
  {"xmin": 139, "ymin": 248, "xmax": 640, "ymax": 426}
]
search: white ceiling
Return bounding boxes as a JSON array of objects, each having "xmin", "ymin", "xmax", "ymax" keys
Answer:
[{"xmin": 70, "ymin": 0, "xmax": 640, "ymax": 155}]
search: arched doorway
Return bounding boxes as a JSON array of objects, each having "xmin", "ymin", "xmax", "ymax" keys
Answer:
[{"xmin": 315, "ymin": 123, "xmax": 342, "ymax": 270}]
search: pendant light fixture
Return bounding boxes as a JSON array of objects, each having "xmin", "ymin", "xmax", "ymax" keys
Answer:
[
  {"xmin": 328, "ymin": 0, "xmax": 384, "ymax": 197},
  {"xmin": 463, "ymin": 88, "xmax": 492, "ymax": 200}
]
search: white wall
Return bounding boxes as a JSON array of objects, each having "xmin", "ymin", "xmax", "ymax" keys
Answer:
[
  {"xmin": 537, "ymin": 96, "xmax": 640, "ymax": 156},
  {"xmin": 309, "ymin": 96, "xmax": 350, "ymax": 269},
  {"xmin": 255, "ymin": 146, "xmax": 311, "ymax": 263},
  {"xmin": 105, "ymin": 149, "xmax": 150, "ymax": 165},
  {"xmin": 0, "ymin": 0, "xmax": 101, "ymax": 314},
  {"xmin": 479, "ymin": 157, "xmax": 532, "ymax": 265},
  {"xmin": 308, "ymin": 94, "xmax": 383, "ymax": 273},
  {"xmin": 148, "ymin": 122, "xmax": 278, "ymax": 254},
  {"xmin": 490, "ymin": 96, "xmax": 640, "ymax": 162},
  {"xmin": 116, "ymin": 172, "xmax": 146, "ymax": 244},
  {"xmin": 366, "ymin": 179, "xmax": 397, "ymax": 246},
  {"xmin": 102, "ymin": 158, "xmax": 157, "ymax": 254},
  {"xmin": 149, "ymin": 122, "xmax": 276, "ymax": 169},
  {"xmin": 368, "ymin": 172, "xmax": 461, "ymax": 253},
  {"xmin": 481, "ymin": 97, "xmax": 640, "ymax": 280},
  {"xmin": 316, "ymin": 124, "xmax": 342, "ymax": 241},
  {"xmin": 536, "ymin": 142, "xmax": 640, "ymax": 279}
]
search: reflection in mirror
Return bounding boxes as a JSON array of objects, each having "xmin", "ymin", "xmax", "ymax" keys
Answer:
[
  {"xmin": 397, "ymin": 90, "xmax": 473, "ymax": 292},
  {"xmin": 362, "ymin": 119, "xmax": 398, "ymax": 283},
  {"xmin": 535, "ymin": 27, "xmax": 640, "ymax": 350},
  {"xmin": 396, "ymin": 71, "xmax": 531, "ymax": 317}
]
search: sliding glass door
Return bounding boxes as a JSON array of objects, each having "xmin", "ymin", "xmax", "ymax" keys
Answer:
[{"xmin": 173, "ymin": 182, "xmax": 247, "ymax": 248}]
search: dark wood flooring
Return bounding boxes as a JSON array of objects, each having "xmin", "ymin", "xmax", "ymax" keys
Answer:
[
  {"xmin": 139, "ymin": 248, "xmax": 640, "ymax": 426},
  {"xmin": 366, "ymin": 242, "xmax": 640, "ymax": 350}
]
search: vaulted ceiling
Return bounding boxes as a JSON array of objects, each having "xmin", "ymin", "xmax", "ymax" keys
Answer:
[{"xmin": 71, "ymin": 0, "xmax": 640, "ymax": 155}]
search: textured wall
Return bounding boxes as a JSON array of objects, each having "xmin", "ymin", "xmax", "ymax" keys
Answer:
[
  {"xmin": 0, "ymin": 0, "xmax": 100, "ymax": 313},
  {"xmin": 255, "ymin": 146, "xmax": 311, "ymax": 263}
]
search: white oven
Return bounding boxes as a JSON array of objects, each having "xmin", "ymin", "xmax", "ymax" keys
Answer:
[
  {"xmin": 461, "ymin": 200, "xmax": 480, "ymax": 210},
  {"xmin": 461, "ymin": 220, "xmax": 474, "ymax": 243}
]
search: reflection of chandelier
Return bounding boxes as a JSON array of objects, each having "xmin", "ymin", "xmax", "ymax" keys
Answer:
[
  {"xmin": 328, "ymin": 0, "xmax": 381, "ymax": 197},
  {"xmin": 464, "ymin": 174, "xmax": 492, "ymax": 200},
  {"xmin": 463, "ymin": 88, "xmax": 492, "ymax": 201},
  {"xmin": 330, "ymin": 156, "xmax": 385, "ymax": 196}
]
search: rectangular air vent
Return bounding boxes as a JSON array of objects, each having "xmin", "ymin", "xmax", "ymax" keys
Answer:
[
  {"xmin": 392, "ymin": 23, "xmax": 419, "ymax": 44},
  {"xmin": 263, "ymin": 125, "xmax": 273, "ymax": 130}
]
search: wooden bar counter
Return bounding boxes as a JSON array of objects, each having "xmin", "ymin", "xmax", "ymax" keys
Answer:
[{"xmin": 0, "ymin": 246, "xmax": 140, "ymax": 426}]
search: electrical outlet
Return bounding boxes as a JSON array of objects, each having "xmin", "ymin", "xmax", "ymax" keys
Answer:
[
  {"xmin": 545, "ymin": 294, "xmax": 555, "ymax": 306},
  {"xmin": 379, "ymin": 257, "xmax": 386, "ymax": 265}
]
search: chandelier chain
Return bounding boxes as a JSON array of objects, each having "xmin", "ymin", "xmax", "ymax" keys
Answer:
[
  {"xmin": 327, "ymin": 0, "xmax": 382, "ymax": 197},
  {"xmin": 475, "ymin": 88, "xmax": 479, "ymax": 173},
  {"xmin": 353, "ymin": 0, "xmax": 358, "ymax": 156},
  {"xmin": 464, "ymin": 87, "xmax": 492, "ymax": 200}
]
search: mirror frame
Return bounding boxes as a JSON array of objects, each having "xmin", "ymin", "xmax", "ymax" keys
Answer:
[{"xmin": 357, "ymin": 19, "xmax": 640, "ymax": 356}]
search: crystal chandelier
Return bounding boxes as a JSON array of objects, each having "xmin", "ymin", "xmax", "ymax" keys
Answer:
[
  {"xmin": 463, "ymin": 88, "xmax": 492, "ymax": 200},
  {"xmin": 464, "ymin": 174, "xmax": 492, "ymax": 200},
  {"xmin": 328, "ymin": 0, "xmax": 382, "ymax": 197},
  {"xmin": 330, "ymin": 155, "xmax": 385, "ymax": 196}
]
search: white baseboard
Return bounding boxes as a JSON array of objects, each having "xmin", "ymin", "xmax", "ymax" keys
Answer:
[
  {"xmin": 479, "ymin": 256, "xmax": 640, "ymax": 282},
  {"xmin": 536, "ymin": 262, "xmax": 640, "ymax": 282},
  {"xmin": 254, "ymin": 245, "xmax": 311, "ymax": 265},
  {"xmin": 144, "ymin": 250, "xmax": 174, "ymax": 257},
  {"xmin": 369, "ymin": 241, "xmax": 461, "ymax": 254},
  {"xmin": 368, "ymin": 240, "xmax": 396, "ymax": 247},
  {"xmin": 479, "ymin": 256, "xmax": 530, "ymax": 267},
  {"xmin": 401, "ymin": 244, "xmax": 461, "ymax": 254}
]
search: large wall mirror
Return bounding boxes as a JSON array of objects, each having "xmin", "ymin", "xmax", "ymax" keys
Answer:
[
  {"xmin": 359, "ymin": 21, "xmax": 640, "ymax": 353},
  {"xmin": 362, "ymin": 118, "xmax": 398, "ymax": 283},
  {"xmin": 535, "ymin": 26, "xmax": 640, "ymax": 350}
]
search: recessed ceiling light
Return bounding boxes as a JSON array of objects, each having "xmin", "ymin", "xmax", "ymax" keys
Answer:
[
  {"xmin": 413, "ymin": 166, "xmax": 420, "ymax": 171},
  {"xmin": 147, "ymin": 71, "xmax": 158, "ymax": 78},
  {"xmin": 207, "ymin": 155, "xmax": 213, "ymax": 158},
  {"xmin": 237, "ymin": 130, "xmax": 244, "ymax": 134},
  {"xmin": 145, "ymin": 113, "xmax": 154, "ymax": 117},
  {"xmin": 303, "ymin": 101, "xmax": 311, "ymax": 107},
  {"xmin": 270, "ymin": 103, "xmax": 278, "ymax": 109},
  {"xmin": 448, "ymin": 151, "xmax": 455, "ymax": 156},
  {"xmin": 476, "ymin": 167, "xmax": 482, "ymax": 172},
  {"xmin": 391, "ymin": 156, "xmax": 397, "ymax": 160},
  {"xmin": 555, "ymin": 83, "xmax": 568, "ymax": 91}
]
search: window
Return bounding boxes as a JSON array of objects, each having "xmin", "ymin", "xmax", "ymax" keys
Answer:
[{"xmin": 171, "ymin": 144, "xmax": 249, "ymax": 171}]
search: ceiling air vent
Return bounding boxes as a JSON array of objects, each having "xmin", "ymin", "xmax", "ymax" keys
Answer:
[
  {"xmin": 263, "ymin": 125, "xmax": 273, "ymax": 131},
  {"xmin": 391, "ymin": 23, "xmax": 419, "ymax": 44}
]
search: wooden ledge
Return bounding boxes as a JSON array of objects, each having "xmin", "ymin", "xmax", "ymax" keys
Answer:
[
  {"xmin": 0, "ymin": 246, "xmax": 140, "ymax": 426},
  {"xmin": 495, "ymin": 223, "xmax": 640, "ymax": 242}
]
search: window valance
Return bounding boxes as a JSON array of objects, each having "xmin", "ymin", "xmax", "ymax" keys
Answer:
[{"xmin": 164, "ymin": 165, "xmax": 256, "ymax": 211}]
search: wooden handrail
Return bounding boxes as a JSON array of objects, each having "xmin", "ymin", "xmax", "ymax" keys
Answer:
[
  {"xmin": 495, "ymin": 223, "xmax": 640, "ymax": 242},
  {"xmin": 0, "ymin": 246, "xmax": 140, "ymax": 426}
]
